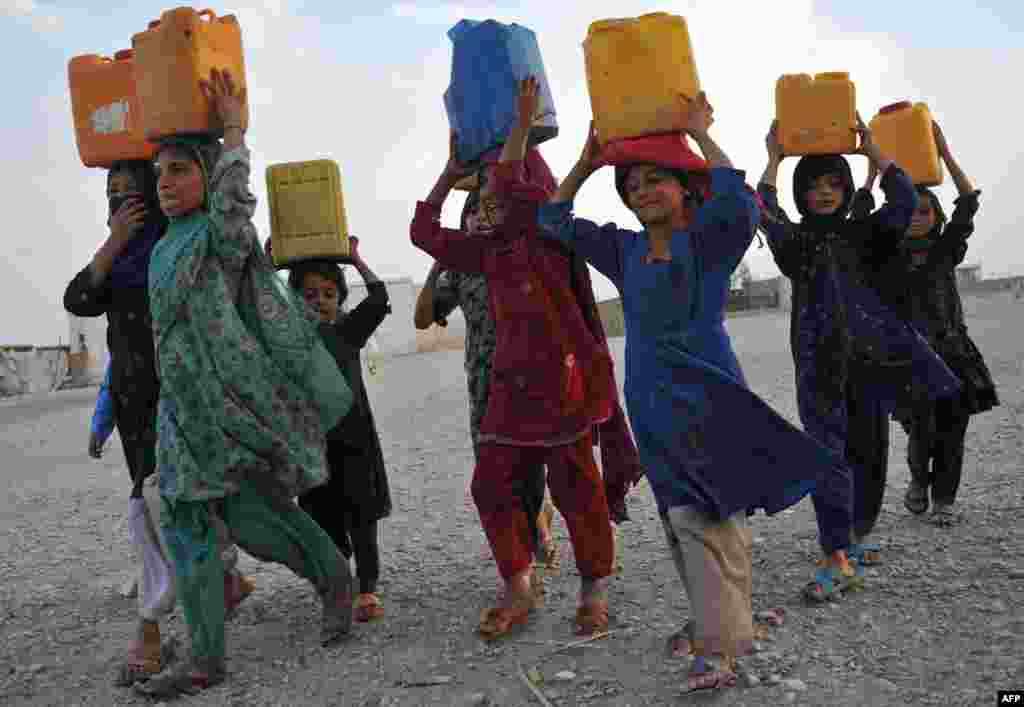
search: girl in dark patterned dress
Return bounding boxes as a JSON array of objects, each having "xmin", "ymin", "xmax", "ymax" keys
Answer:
[
  {"xmin": 757, "ymin": 118, "xmax": 960, "ymax": 599},
  {"xmin": 64, "ymin": 159, "xmax": 256, "ymax": 686},
  {"xmin": 864, "ymin": 121, "xmax": 998, "ymax": 524},
  {"xmin": 287, "ymin": 238, "xmax": 393, "ymax": 622}
]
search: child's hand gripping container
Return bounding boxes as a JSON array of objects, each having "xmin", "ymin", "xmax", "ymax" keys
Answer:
[
  {"xmin": 776, "ymin": 72, "xmax": 857, "ymax": 155},
  {"xmin": 266, "ymin": 160, "xmax": 350, "ymax": 269},
  {"xmin": 869, "ymin": 102, "xmax": 943, "ymax": 186},
  {"xmin": 131, "ymin": 7, "xmax": 248, "ymax": 141},
  {"xmin": 443, "ymin": 19, "xmax": 558, "ymax": 166},
  {"xmin": 583, "ymin": 12, "xmax": 700, "ymax": 146},
  {"xmin": 68, "ymin": 50, "xmax": 157, "ymax": 168}
]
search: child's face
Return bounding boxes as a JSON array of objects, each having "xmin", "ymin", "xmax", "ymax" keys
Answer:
[
  {"xmin": 301, "ymin": 272, "xmax": 340, "ymax": 324},
  {"xmin": 156, "ymin": 147, "xmax": 205, "ymax": 218},
  {"xmin": 468, "ymin": 167, "xmax": 505, "ymax": 235},
  {"xmin": 804, "ymin": 173, "xmax": 846, "ymax": 216},
  {"xmin": 624, "ymin": 165, "xmax": 687, "ymax": 227},
  {"xmin": 907, "ymin": 198, "xmax": 937, "ymax": 238}
]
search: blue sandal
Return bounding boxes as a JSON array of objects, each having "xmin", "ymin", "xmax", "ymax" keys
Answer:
[
  {"xmin": 848, "ymin": 542, "xmax": 882, "ymax": 566},
  {"xmin": 803, "ymin": 561, "xmax": 864, "ymax": 603}
]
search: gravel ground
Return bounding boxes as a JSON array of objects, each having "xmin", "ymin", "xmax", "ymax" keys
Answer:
[{"xmin": 1, "ymin": 292, "xmax": 1021, "ymax": 707}]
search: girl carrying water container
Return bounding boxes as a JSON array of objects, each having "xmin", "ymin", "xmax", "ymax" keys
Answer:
[
  {"xmin": 535, "ymin": 79, "xmax": 858, "ymax": 691},
  {"xmin": 862, "ymin": 121, "xmax": 998, "ymax": 524},
  {"xmin": 410, "ymin": 102, "xmax": 618, "ymax": 640},
  {"xmin": 64, "ymin": 158, "xmax": 255, "ymax": 687},
  {"xmin": 286, "ymin": 239, "xmax": 394, "ymax": 623},
  {"xmin": 134, "ymin": 69, "xmax": 354, "ymax": 699},
  {"xmin": 757, "ymin": 118, "xmax": 960, "ymax": 593}
]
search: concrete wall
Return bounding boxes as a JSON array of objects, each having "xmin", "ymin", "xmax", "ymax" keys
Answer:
[{"xmin": 0, "ymin": 347, "xmax": 70, "ymax": 396}]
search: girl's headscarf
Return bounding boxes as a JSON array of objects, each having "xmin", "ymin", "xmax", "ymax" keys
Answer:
[
  {"xmin": 604, "ymin": 133, "xmax": 711, "ymax": 210},
  {"xmin": 903, "ymin": 186, "xmax": 947, "ymax": 253},
  {"xmin": 154, "ymin": 135, "xmax": 224, "ymax": 216},
  {"xmin": 106, "ymin": 160, "xmax": 168, "ymax": 289},
  {"xmin": 792, "ymin": 154, "xmax": 855, "ymax": 232}
]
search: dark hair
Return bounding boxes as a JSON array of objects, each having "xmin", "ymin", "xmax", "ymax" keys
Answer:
[
  {"xmin": 287, "ymin": 260, "xmax": 348, "ymax": 303},
  {"xmin": 461, "ymin": 188, "xmax": 480, "ymax": 231},
  {"xmin": 792, "ymin": 155, "xmax": 855, "ymax": 218},
  {"xmin": 613, "ymin": 165, "xmax": 703, "ymax": 210},
  {"xmin": 107, "ymin": 160, "xmax": 159, "ymax": 203}
]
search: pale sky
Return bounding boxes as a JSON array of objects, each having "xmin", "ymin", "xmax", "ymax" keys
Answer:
[{"xmin": 2, "ymin": 0, "xmax": 1022, "ymax": 345}]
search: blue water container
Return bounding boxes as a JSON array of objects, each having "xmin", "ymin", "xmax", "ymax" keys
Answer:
[{"xmin": 443, "ymin": 19, "xmax": 558, "ymax": 165}]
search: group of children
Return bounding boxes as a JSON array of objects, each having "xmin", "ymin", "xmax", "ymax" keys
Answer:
[{"xmin": 66, "ymin": 63, "xmax": 996, "ymax": 697}]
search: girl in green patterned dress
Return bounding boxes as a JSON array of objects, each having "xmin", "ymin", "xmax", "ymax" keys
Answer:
[{"xmin": 136, "ymin": 68, "xmax": 355, "ymax": 698}]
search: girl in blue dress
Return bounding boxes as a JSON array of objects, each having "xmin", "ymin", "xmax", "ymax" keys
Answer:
[{"xmin": 535, "ymin": 89, "xmax": 855, "ymax": 692}]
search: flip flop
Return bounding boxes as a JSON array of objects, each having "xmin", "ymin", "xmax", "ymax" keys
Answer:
[
  {"xmin": 666, "ymin": 620, "xmax": 695, "ymax": 658},
  {"xmin": 354, "ymin": 593, "xmax": 385, "ymax": 622},
  {"xmin": 479, "ymin": 598, "xmax": 533, "ymax": 640},
  {"xmin": 848, "ymin": 543, "xmax": 882, "ymax": 566},
  {"xmin": 683, "ymin": 656, "xmax": 737, "ymax": 693},
  {"xmin": 574, "ymin": 600, "xmax": 609, "ymax": 636}
]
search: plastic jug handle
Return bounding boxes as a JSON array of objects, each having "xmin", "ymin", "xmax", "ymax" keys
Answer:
[{"xmin": 198, "ymin": 9, "xmax": 217, "ymax": 21}]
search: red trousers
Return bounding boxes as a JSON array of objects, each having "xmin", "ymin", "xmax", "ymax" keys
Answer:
[{"xmin": 472, "ymin": 432, "xmax": 614, "ymax": 581}]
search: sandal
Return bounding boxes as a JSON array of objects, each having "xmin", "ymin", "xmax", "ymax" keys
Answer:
[
  {"xmin": 666, "ymin": 620, "xmax": 695, "ymax": 658},
  {"xmin": 574, "ymin": 600, "xmax": 609, "ymax": 636},
  {"xmin": 904, "ymin": 481, "xmax": 929, "ymax": 515},
  {"xmin": 540, "ymin": 538, "xmax": 560, "ymax": 571},
  {"xmin": 754, "ymin": 607, "xmax": 785, "ymax": 627},
  {"xmin": 354, "ymin": 593, "xmax": 385, "ymax": 622},
  {"xmin": 803, "ymin": 559, "xmax": 863, "ymax": 603},
  {"xmin": 224, "ymin": 573, "xmax": 256, "ymax": 619},
  {"xmin": 133, "ymin": 662, "xmax": 225, "ymax": 699},
  {"xmin": 113, "ymin": 621, "xmax": 162, "ymax": 687},
  {"xmin": 848, "ymin": 542, "xmax": 882, "ymax": 566},
  {"xmin": 478, "ymin": 597, "xmax": 533, "ymax": 640},
  {"xmin": 321, "ymin": 584, "xmax": 354, "ymax": 647},
  {"xmin": 930, "ymin": 502, "xmax": 957, "ymax": 526},
  {"xmin": 683, "ymin": 656, "xmax": 737, "ymax": 693}
]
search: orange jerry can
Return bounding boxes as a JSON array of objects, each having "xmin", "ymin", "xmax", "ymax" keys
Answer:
[
  {"xmin": 869, "ymin": 102, "xmax": 943, "ymax": 186},
  {"xmin": 131, "ymin": 7, "xmax": 248, "ymax": 141},
  {"xmin": 776, "ymin": 72, "xmax": 857, "ymax": 156},
  {"xmin": 68, "ymin": 50, "xmax": 157, "ymax": 168},
  {"xmin": 584, "ymin": 13, "xmax": 701, "ymax": 145}
]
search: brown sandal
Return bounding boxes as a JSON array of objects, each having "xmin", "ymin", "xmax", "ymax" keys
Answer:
[
  {"xmin": 478, "ymin": 598, "xmax": 533, "ymax": 640},
  {"xmin": 574, "ymin": 600, "xmax": 609, "ymax": 636},
  {"xmin": 354, "ymin": 593, "xmax": 385, "ymax": 622},
  {"xmin": 666, "ymin": 620, "xmax": 695, "ymax": 658},
  {"xmin": 224, "ymin": 572, "xmax": 256, "ymax": 619},
  {"xmin": 113, "ymin": 621, "xmax": 162, "ymax": 687},
  {"xmin": 133, "ymin": 662, "xmax": 225, "ymax": 698}
]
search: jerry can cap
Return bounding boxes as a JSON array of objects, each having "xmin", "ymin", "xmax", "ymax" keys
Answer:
[
  {"xmin": 879, "ymin": 101, "xmax": 912, "ymax": 114},
  {"xmin": 114, "ymin": 49, "xmax": 134, "ymax": 61}
]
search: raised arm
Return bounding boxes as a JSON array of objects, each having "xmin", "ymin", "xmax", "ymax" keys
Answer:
[
  {"xmin": 535, "ymin": 120, "xmax": 627, "ymax": 286},
  {"xmin": 852, "ymin": 112, "xmax": 918, "ymax": 240},
  {"xmin": 410, "ymin": 133, "xmax": 489, "ymax": 274},
  {"xmin": 336, "ymin": 239, "xmax": 391, "ymax": 348},
  {"xmin": 756, "ymin": 121, "xmax": 804, "ymax": 279},
  {"xmin": 849, "ymin": 160, "xmax": 878, "ymax": 222},
  {"xmin": 682, "ymin": 93, "xmax": 755, "ymax": 267},
  {"xmin": 927, "ymin": 122, "xmax": 980, "ymax": 267},
  {"xmin": 199, "ymin": 69, "xmax": 260, "ymax": 275}
]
